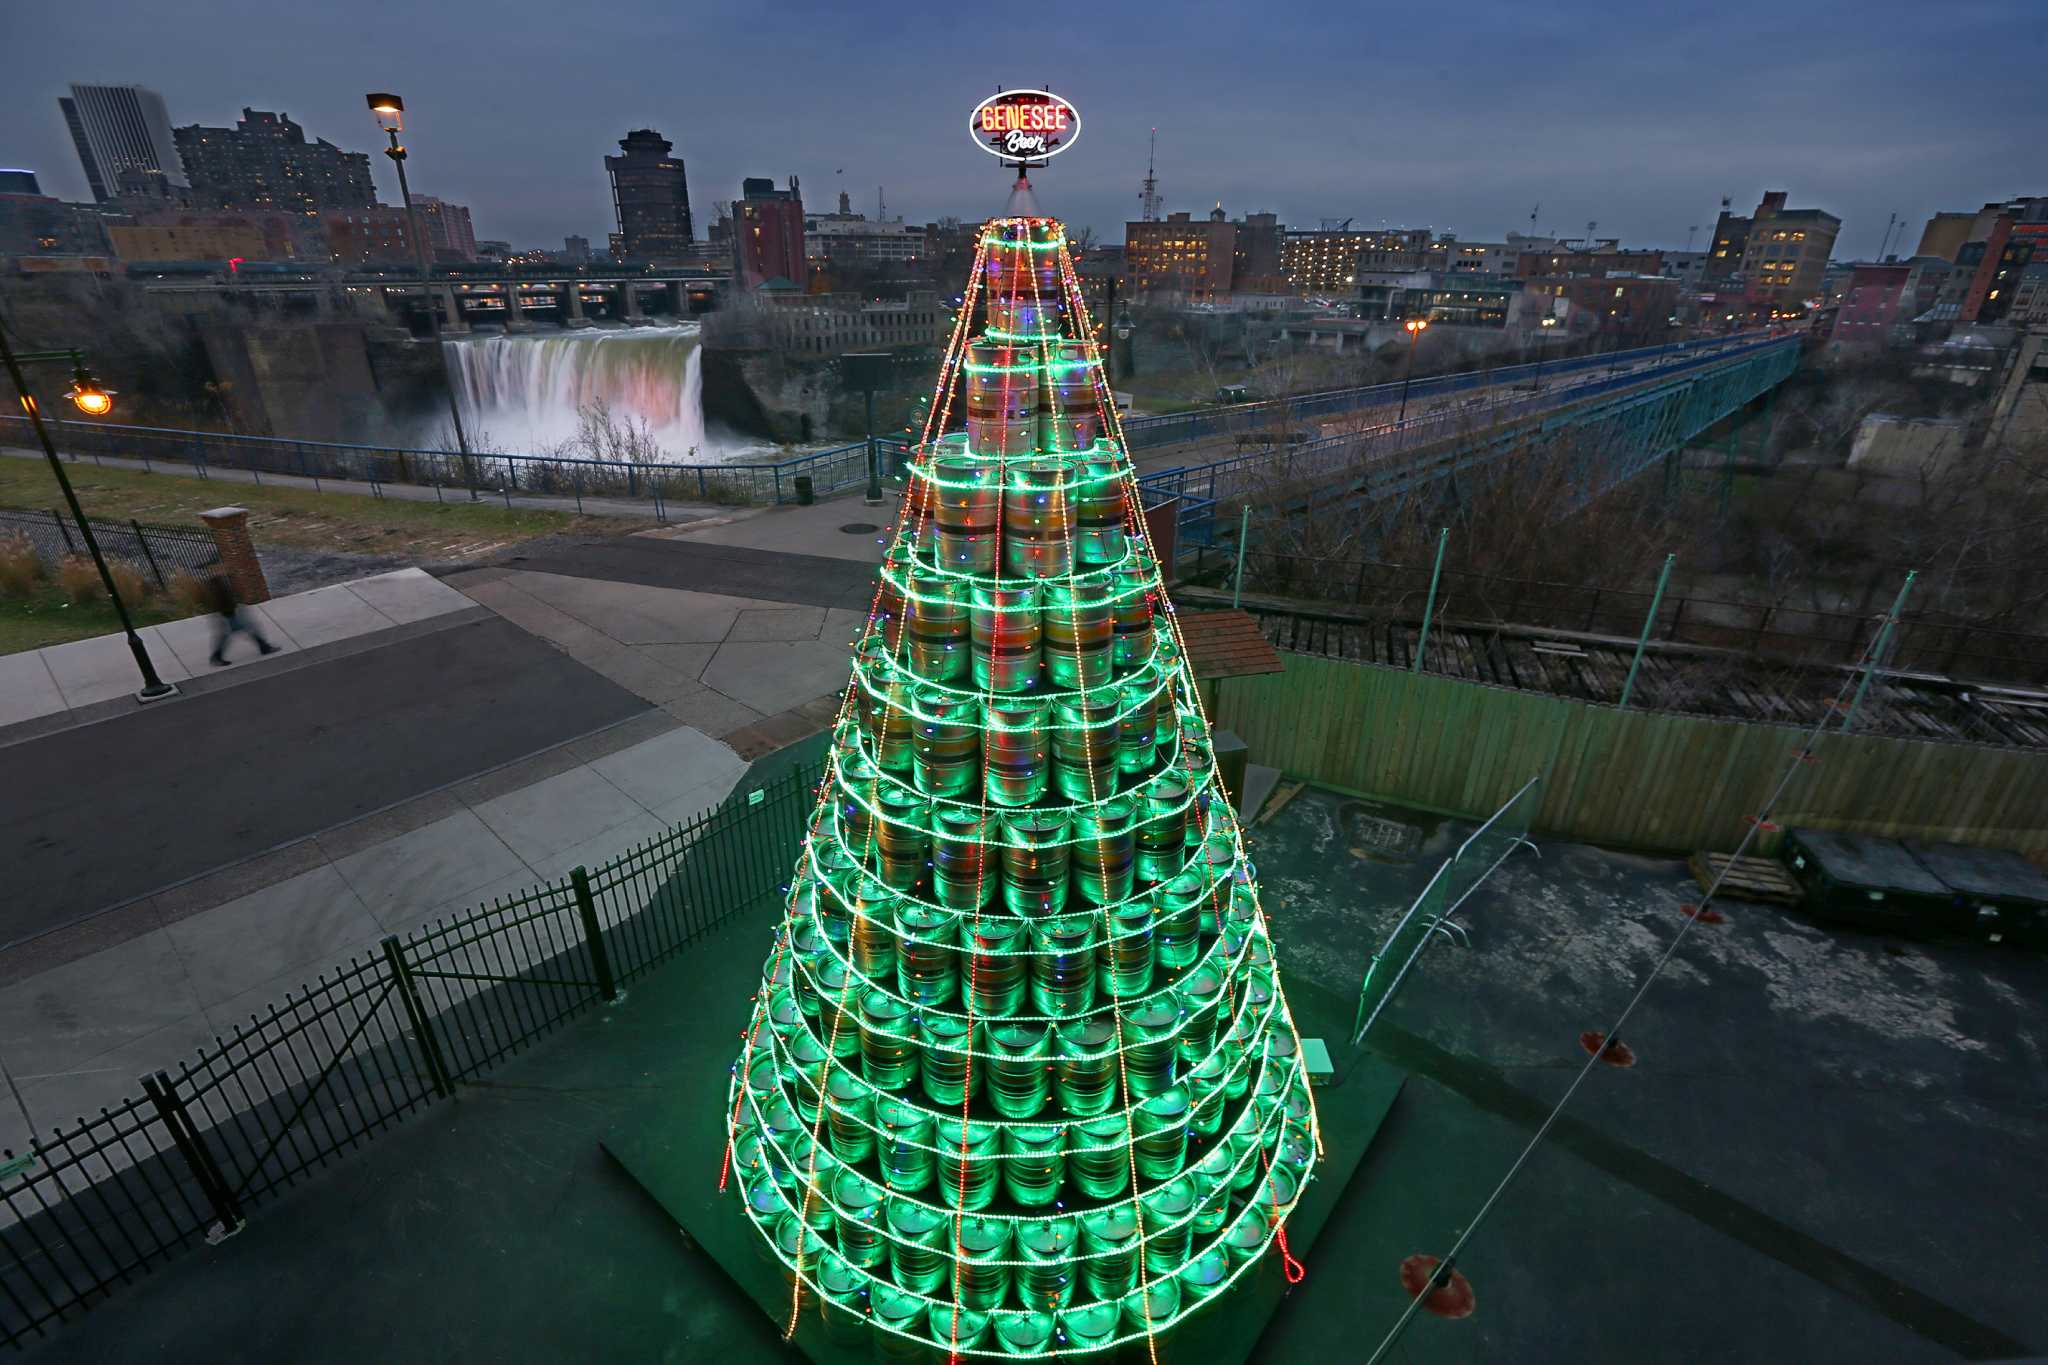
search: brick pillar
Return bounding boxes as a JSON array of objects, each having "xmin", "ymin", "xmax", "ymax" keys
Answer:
[{"xmin": 199, "ymin": 506, "xmax": 269, "ymax": 604}]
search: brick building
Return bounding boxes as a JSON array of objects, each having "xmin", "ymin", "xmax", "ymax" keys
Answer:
[
  {"xmin": 733, "ymin": 176, "xmax": 805, "ymax": 289},
  {"xmin": 174, "ymin": 110, "xmax": 375, "ymax": 213}
]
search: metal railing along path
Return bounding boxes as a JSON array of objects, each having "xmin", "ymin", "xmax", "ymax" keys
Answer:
[{"xmin": 0, "ymin": 762, "xmax": 822, "ymax": 1349}]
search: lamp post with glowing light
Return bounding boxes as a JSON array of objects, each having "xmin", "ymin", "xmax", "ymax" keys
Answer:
[
  {"xmin": 365, "ymin": 93, "xmax": 474, "ymax": 483},
  {"xmin": 1396, "ymin": 316, "xmax": 1429, "ymax": 424},
  {"xmin": 1532, "ymin": 314, "xmax": 1559, "ymax": 388},
  {"xmin": 0, "ymin": 323, "xmax": 176, "ymax": 701}
]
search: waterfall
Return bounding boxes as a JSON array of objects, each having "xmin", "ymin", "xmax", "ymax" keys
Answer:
[{"xmin": 440, "ymin": 324, "xmax": 737, "ymax": 462}]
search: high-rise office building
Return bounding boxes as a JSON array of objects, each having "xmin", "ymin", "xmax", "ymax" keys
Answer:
[
  {"xmin": 606, "ymin": 129, "xmax": 693, "ymax": 263},
  {"xmin": 173, "ymin": 110, "xmax": 375, "ymax": 212},
  {"xmin": 562, "ymin": 234, "xmax": 592, "ymax": 265},
  {"xmin": 59, "ymin": 83, "xmax": 187, "ymax": 203}
]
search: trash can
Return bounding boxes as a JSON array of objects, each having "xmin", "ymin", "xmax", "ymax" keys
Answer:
[
  {"xmin": 1782, "ymin": 828, "xmax": 1952, "ymax": 935},
  {"xmin": 794, "ymin": 474, "xmax": 815, "ymax": 506},
  {"xmin": 1903, "ymin": 840, "xmax": 2048, "ymax": 947}
]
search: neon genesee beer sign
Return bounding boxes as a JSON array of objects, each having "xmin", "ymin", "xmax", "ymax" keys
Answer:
[{"xmin": 968, "ymin": 89, "xmax": 1080, "ymax": 163}]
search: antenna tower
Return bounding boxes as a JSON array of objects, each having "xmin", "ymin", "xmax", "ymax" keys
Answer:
[{"xmin": 1138, "ymin": 127, "xmax": 1161, "ymax": 221}]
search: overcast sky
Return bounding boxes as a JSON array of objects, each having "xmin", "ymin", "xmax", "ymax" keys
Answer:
[{"xmin": 7, "ymin": 0, "xmax": 2042, "ymax": 260}]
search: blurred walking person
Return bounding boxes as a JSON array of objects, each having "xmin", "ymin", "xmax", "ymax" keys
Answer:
[{"xmin": 206, "ymin": 567, "xmax": 278, "ymax": 666}]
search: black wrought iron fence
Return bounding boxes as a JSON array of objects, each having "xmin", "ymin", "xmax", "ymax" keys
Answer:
[
  {"xmin": 0, "ymin": 508, "xmax": 218, "ymax": 590},
  {"xmin": 0, "ymin": 758, "xmax": 823, "ymax": 1349},
  {"xmin": 1182, "ymin": 544, "xmax": 2048, "ymax": 686}
]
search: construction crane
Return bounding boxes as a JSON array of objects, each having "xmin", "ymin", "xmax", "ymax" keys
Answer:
[{"xmin": 1138, "ymin": 128, "xmax": 1161, "ymax": 222}]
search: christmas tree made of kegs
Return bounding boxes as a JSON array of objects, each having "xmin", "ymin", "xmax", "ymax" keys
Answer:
[{"xmin": 723, "ymin": 210, "xmax": 1321, "ymax": 1360}]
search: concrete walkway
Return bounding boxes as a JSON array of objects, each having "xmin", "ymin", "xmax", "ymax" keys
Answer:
[
  {"xmin": 0, "ymin": 715, "xmax": 744, "ymax": 1159},
  {"xmin": 0, "ymin": 568, "xmax": 471, "ymax": 727}
]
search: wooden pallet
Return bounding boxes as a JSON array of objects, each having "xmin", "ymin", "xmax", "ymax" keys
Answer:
[{"xmin": 1689, "ymin": 851, "xmax": 1802, "ymax": 905}]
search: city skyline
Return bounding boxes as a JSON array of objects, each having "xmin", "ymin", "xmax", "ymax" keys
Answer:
[{"xmin": 4, "ymin": 0, "xmax": 2042, "ymax": 260}]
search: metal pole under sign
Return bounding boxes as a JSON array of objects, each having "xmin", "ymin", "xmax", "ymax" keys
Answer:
[
  {"xmin": 1411, "ymin": 527, "xmax": 1449, "ymax": 674},
  {"xmin": 1231, "ymin": 505, "xmax": 1250, "ymax": 609},
  {"xmin": 1618, "ymin": 554, "xmax": 1674, "ymax": 711},
  {"xmin": 1839, "ymin": 571, "xmax": 1916, "ymax": 733}
]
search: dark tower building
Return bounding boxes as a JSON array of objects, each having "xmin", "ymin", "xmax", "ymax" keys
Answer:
[
  {"xmin": 173, "ymin": 110, "xmax": 376, "ymax": 212},
  {"xmin": 606, "ymin": 129, "xmax": 693, "ymax": 264}
]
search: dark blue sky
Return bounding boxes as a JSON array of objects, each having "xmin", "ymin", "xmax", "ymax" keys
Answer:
[{"xmin": 8, "ymin": 0, "xmax": 2042, "ymax": 259}]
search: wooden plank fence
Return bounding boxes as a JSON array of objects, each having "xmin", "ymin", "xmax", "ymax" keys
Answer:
[{"xmin": 1207, "ymin": 653, "xmax": 2048, "ymax": 858}]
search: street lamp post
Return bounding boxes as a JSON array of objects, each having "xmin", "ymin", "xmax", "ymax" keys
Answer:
[
  {"xmin": 366, "ymin": 94, "xmax": 474, "ymax": 487},
  {"xmin": 1533, "ymin": 314, "xmax": 1558, "ymax": 388},
  {"xmin": 0, "ymin": 317, "xmax": 176, "ymax": 702},
  {"xmin": 1397, "ymin": 317, "xmax": 1429, "ymax": 424}
]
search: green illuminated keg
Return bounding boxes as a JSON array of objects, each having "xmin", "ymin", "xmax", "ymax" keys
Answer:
[
  {"xmin": 1015, "ymin": 1216, "xmax": 1078, "ymax": 1311},
  {"xmin": 742, "ymin": 1174, "xmax": 782, "ymax": 1232},
  {"xmin": 1155, "ymin": 872, "xmax": 1205, "ymax": 973},
  {"xmin": 905, "ymin": 570, "xmax": 969, "ymax": 683},
  {"xmin": 847, "ymin": 880, "xmax": 898, "ymax": 987},
  {"xmin": 894, "ymin": 905, "xmax": 960, "ymax": 1007},
  {"xmin": 1054, "ymin": 1018, "xmax": 1118, "ymax": 1117},
  {"xmin": 1277, "ymin": 1116, "xmax": 1314, "ymax": 1180},
  {"xmin": 869, "ymin": 1280, "xmax": 927, "ymax": 1356},
  {"xmin": 971, "ymin": 582, "xmax": 1043, "ymax": 694},
  {"xmin": 787, "ymin": 1029, "xmax": 827, "ymax": 1125},
  {"xmin": 1050, "ymin": 696, "xmax": 1120, "ymax": 801},
  {"xmin": 1186, "ymin": 1052, "xmax": 1228, "ymax": 1139},
  {"xmin": 1189, "ymin": 1164, "xmax": 1229, "ymax": 1237},
  {"xmin": 986, "ymin": 1020, "xmax": 1052, "ymax": 1119},
  {"xmin": 832, "ymin": 1168, "xmax": 887, "ymax": 1269},
  {"xmin": 766, "ymin": 984, "xmax": 804, "ymax": 1042},
  {"xmin": 935, "ymin": 1114, "xmax": 1001, "ymax": 1211},
  {"xmin": 886, "ymin": 1195, "xmax": 949, "ymax": 1292},
  {"xmin": 874, "ymin": 787, "xmax": 929, "ymax": 892},
  {"xmin": 825, "ymin": 1068, "xmax": 876, "ymax": 1164},
  {"xmin": 1118, "ymin": 675, "xmax": 1162, "ymax": 776},
  {"xmin": 730, "ymin": 1124, "xmax": 769, "ymax": 1197},
  {"xmin": 930, "ymin": 806, "xmax": 994, "ymax": 912},
  {"xmin": 918, "ymin": 1011, "xmax": 974, "ymax": 1108},
  {"xmin": 1059, "ymin": 1302, "xmax": 1119, "ymax": 1355},
  {"xmin": 912, "ymin": 688, "xmax": 979, "ymax": 799},
  {"xmin": 991, "ymin": 1308, "xmax": 1056, "ymax": 1357},
  {"xmin": 1095, "ymin": 902, "xmax": 1156, "ymax": 1001},
  {"xmin": 876, "ymin": 1099, "xmax": 935, "ymax": 1196},
  {"xmin": 1224, "ymin": 1128, "xmax": 1262, "ymax": 1194},
  {"xmin": 811, "ymin": 956, "xmax": 856, "ymax": 1055},
  {"xmin": 984, "ymin": 698, "xmax": 1052, "ymax": 808},
  {"xmin": 1002, "ymin": 460, "xmax": 1075, "ymax": 580},
  {"xmin": 867, "ymin": 681, "xmax": 916, "ymax": 774},
  {"xmin": 1132, "ymin": 1086, "xmax": 1191, "ymax": 1183},
  {"xmin": 1140, "ymin": 1176, "xmax": 1197, "ymax": 1278},
  {"xmin": 813, "ymin": 1249, "xmax": 869, "ymax": 1347},
  {"xmin": 1119, "ymin": 1278, "xmax": 1181, "ymax": 1338},
  {"xmin": 1043, "ymin": 579, "xmax": 1114, "ymax": 691},
  {"xmin": 1069, "ymin": 1113, "xmax": 1132, "ymax": 1201},
  {"xmin": 1178, "ymin": 730, "xmax": 1214, "ymax": 795},
  {"xmin": 1003, "ymin": 1121, "xmax": 1065, "ymax": 1208},
  {"xmin": 1112, "ymin": 566, "xmax": 1152, "ymax": 670},
  {"xmin": 1072, "ymin": 456, "xmax": 1127, "ymax": 567},
  {"xmin": 1030, "ymin": 915, "xmax": 1096, "ymax": 1017},
  {"xmin": 771, "ymin": 1212, "xmax": 825, "ymax": 1286},
  {"xmin": 859, "ymin": 987, "xmax": 920, "ymax": 1094},
  {"xmin": 1079, "ymin": 1204, "xmax": 1141, "ymax": 1302},
  {"xmin": 1122, "ymin": 997, "xmax": 1180, "ymax": 1098},
  {"xmin": 931, "ymin": 451, "xmax": 1000, "ymax": 576},
  {"xmin": 1175, "ymin": 964, "xmax": 1225, "ymax": 1063},
  {"xmin": 1177, "ymin": 1245, "xmax": 1231, "ymax": 1309},
  {"xmin": 1041, "ymin": 345, "xmax": 1100, "ymax": 453},
  {"xmin": 965, "ymin": 917, "xmax": 1029, "ymax": 1017},
  {"xmin": 1001, "ymin": 809, "xmax": 1072, "ymax": 916},
  {"xmin": 1072, "ymin": 795, "xmax": 1136, "ymax": 906},
  {"xmin": 953, "ymin": 1214, "xmax": 1014, "ymax": 1310},
  {"xmin": 1257, "ymin": 1161, "xmax": 1301, "ymax": 1224},
  {"xmin": 924, "ymin": 1303, "xmax": 990, "ymax": 1354}
]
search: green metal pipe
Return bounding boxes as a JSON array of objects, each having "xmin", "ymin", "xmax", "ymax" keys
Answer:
[
  {"xmin": 1618, "ymin": 554, "xmax": 1675, "ymax": 711},
  {"xmin": 1411, "ymin": 527, "xmax": 1449, "ymax": 674}
]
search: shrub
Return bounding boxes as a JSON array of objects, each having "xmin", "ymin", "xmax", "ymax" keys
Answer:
[
  {"xmin": 169, "ymin": 572, "xmax": 213, "ymax": 614},
  {"xmin": 107, "ymin": 559, "xmax": 152, "ymax": 606},
  {"xmin": 0, "ymin": 534, "xmax": 40, "ymax": 598},
  {"xmin": 56, "ymin": 555, "xmax": 103, "ymax": 604}
]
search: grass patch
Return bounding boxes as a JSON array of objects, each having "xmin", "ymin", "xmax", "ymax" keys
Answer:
[
  {"xmin": 0, "ymin": 457, "xmax": 652, "ymax": 563},
  {"xmin": 0, "ymin": 582, "xmax": 190, "ymax": 655}
]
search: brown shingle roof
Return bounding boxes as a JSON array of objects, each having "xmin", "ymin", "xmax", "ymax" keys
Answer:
[{"xmin": 1173, "ymin": 609, "xmax": 1284, "ymax": 680}]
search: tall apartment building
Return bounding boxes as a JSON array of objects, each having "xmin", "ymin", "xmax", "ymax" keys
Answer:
[
  {"xmin": 1736, "ymin": 191, "xmax": 1840, "ymax": 304},
  {"xmin": 1279, "ymin": 228, "xmax": 1434, "ymax": 293},
  {"xmin": 1919, "ymin": 198, "xmax": 2047, "ymax": 325},
  {"xmin": 412, "ymin": 195, "xmax": 477, "ymax": 262},
  {"xmin": 1702, "ymin": 202, "xmax": 1751, "ymax": 287},
  {"xmin": 733, "ymin": 176, "xmax": 805, "ymax": 289},
  {"xmin": 172, "ymin": 110, "xmax": 375, "ymax": 212},
  {"xmin": 1124, "ymin": 208, "xmax": 1238, "ymax": 301},
  {"xmin": 606, "ymin": 129, "xmax": 693, "ymax": 263},
  {"xmin": 59, "ymin": 83, "xmax": 187, "ymax": 203}
]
